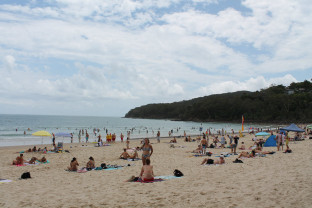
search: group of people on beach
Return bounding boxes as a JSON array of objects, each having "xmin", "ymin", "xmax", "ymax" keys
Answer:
[{"xmin": 12, "ymin": 153, "xmax": 47, "ymax": 165}]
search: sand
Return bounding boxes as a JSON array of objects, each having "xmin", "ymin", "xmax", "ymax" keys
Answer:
[{"xmin": 0, "ymin": 133, "xmax": 311, "ymax": 208}]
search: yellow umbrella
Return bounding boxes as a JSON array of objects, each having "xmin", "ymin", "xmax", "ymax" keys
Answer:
[
  {"xmin": 32, "ymin": 130, "xmax": 52, "ymax": 137},
  {"xmin": 32, "ymin": 130, "xmax": 52, "ymax": 144}
]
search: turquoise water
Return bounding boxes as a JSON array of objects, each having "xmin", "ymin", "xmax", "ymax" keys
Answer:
[{"xmin": 0, "ymin": 114, "xmax": 253, "ymax": 146}]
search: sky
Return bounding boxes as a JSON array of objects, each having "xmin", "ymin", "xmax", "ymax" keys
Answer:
[{"xmin": 0, "ymin": 0, "xmax": 311, "ymax": 117}]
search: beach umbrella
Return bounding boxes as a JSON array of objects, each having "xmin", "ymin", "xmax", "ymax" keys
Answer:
[
  {"xmin": 55, "ymin": 132, "xmax": 72, "ymax": 137},
  {"xmin": 255, "ymin": 132, "xmax": 270, "ymax": 137},
  {"xmin": 55, "ymin": 132, "xmax": 72, "ymax": 143},
  {"xmin": 32, "ymin": 130, "xmax": 52, "ymax": 144}
]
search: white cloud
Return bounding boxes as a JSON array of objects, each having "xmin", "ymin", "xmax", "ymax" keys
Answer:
[
  {"xmin": 199, "ymin": 74, "xmax": 298, "ymax": 95},
  {"xmin": 0, "ymin": 0, "xmax": 311, "ymax": 116}
]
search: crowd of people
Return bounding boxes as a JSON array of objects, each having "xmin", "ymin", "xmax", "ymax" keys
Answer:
[{"xmin": 12, "ymin": 125, "xmax": 310, "ymax": 183}]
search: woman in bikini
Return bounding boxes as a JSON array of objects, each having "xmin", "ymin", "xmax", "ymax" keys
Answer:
[
  {"xmin": 139, "ymin": 158, "xmax": 154, "ymax": 181},
  {"xmin": 141, "ymin": 138, "xmax": 153, "ymax": 165},
  {"xmin": 68, "ymin": 157, "xmax": 79, "ymax": 171},
  {"xmin": 238, "ymin": 150, "xmax": 256, "ymax": 158}
]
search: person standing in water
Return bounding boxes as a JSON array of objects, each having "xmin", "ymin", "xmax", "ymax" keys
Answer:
[{"xmin": 141, "ymin": 138, "xmax": 153, "ymax": 165}]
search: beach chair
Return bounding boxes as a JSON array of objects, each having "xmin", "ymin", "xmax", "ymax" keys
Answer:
[{"xmin": 57, "ymin": 142, "xmax": 63, "ymax": 152}]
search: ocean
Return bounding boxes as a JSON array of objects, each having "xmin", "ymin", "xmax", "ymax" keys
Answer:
[{"xmin": 0, "ymin": 114, "xmax": 259, "ymax": 146}]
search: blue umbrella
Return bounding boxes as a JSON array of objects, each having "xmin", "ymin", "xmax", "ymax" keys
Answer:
[{"xmin": 255, "ymin": 132, "xmax": 270, "ymax": 137}]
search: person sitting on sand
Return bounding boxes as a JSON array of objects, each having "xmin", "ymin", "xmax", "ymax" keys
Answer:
[
  {"xmin": 28, "ymin": 157, "xmax": 37, "ymax": 164},
  {"xmin": 32, "ymin": 146, "xmax": 37, "ymax": 152},
  {"xmin": 120, "ymin": 148, "xmax": 131, "ymax": 159},
  {"xmin": 86, "ymin": 157, "xmax": 95, "ymax": 170},
  {"xmin": 238, "ymin": 150, "xmax": 256, "ymax": 158},
  {"xmin": 38, "ymin": 156, "xmax": 47, "ymax": 163},
  {"xmin": 191, "ymin": 145, "xmax": 202, "ymax": 153},
  {"xmin": 239, "ymin": 142, "xmax": 246, "ymax": 150},
  {"xmin": 68, "ymin": 157, "xmax": 79, "ymax": 171},
  {"xmin": 139, "ymin": 158, "xmax": 154, "ymax": 181},
  {"xmin": 141, "ymin": 138, "xmax": 153, "ymax": 165},
  {"xmin": 129, "ymin": 150, "xmax": 138, "ymax": 159},
  {"xmin": 201, "ymin": 155, "xmax": 225, "ymax": 165},
  {"xmin": 13, "ymin": 154, "xmax": 24, "ymax": 165},
  {"xmin": 170, "ymin": 137, "xmax": 177, "ymax": 143}
]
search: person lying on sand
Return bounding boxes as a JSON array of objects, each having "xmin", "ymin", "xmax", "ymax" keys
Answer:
[
  {"xmin": 68, "ymin": 157, "xmax": 79, "ymax": 171},
  {"xmin": 120, "ymin": 149, "xmax": 131, "ymax": 159},
  {"xmin": 28, "ymin": 157, "xmax": 37, "ymax": 164},
  {"xmin": 13, "ymin": 154, "xmax": 24, "ymax": 165},
  {"xmin": 201, "ymin": 155, "xmax": 225, "ymax": 165},
  {"xmin": 86, "ymin": 157, "xmax": 95, "ymax": 170},
  {"xmin": 238, "ymin": 150, "xmax": 256, "ymax": 158},
  {"xmin": 139, "ymin": 158, "xmax": 154, "ymax": 181},
  {"xmin": 191, "ymin": 145, "xmax": 202, "ymax": 153},
  {"xmin": 38, "ymin": 156, "xmax": 47, "ymax": 163}
]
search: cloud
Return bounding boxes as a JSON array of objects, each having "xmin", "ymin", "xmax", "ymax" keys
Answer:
[
  {"xmin": 0, "ymin": 0, "xmax": 311, "ymax": 116},
  {"xmin": 199, "ymin": 74, "xmax": 298, "ymax": 95}
]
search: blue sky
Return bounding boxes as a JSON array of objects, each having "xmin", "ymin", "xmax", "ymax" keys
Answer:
[{"xmin": 0, "ymin": 0, "xmax": 311, "ymax": 116}]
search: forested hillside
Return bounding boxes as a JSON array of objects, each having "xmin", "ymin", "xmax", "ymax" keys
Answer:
[{"xmin": 125, "ymin": 80, "xmax": 312, "ymax": 123}]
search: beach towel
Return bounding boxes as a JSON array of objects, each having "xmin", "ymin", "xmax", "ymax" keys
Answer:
[
  {"xmin": 77, "ymin": 168, "xmax": 88, "ymax": 173},
  {"xmin": 215, "ymin": 154, "xmax": 230, "ymax": 158},
  {"xmin": 134, "ymin": 178, "xmax": 164, "ymax": 183},
  {"xmin": 156, "ymin": 175, "xmax": 181, "ymax": 180},
  {"xmin": 14, "ymin": 164, "xmax": 26, "ymax": 167},
  {"xmin": 120, "ymin": 158, "xmax": 141, "ymax": 161},
  {"xmin": 37, "ymin": 160, "xmax": 50, "ymax": 164},
  {"xmin": 0, "ymin": 179, "xmax": 13, "ymax": 184},
  {"xmin": 192, "ymin": 154, "xmax": 207, "ymax": 157}
]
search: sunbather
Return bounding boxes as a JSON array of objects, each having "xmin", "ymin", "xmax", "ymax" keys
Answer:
[
  {"xmin": 238, "ymin": 142, "xmax": 245, "ymax": 150},
  {"xmin": 170, "ymin": 137, "xmax": 177, "ymax": 143},
  {"xmin": 201, "ymin": 155, "xmax": 225, "ymax": 165},
  {"xmin": 238, "ymin": 150, "xmax": 256, "ymax": 158},
  {"xmin": 191, "ymin": 145, "xmax": 202, "ymax": 153},
  {"xmin": 86, "ymin": 157, "xmax": 95, "ymax": 170},
  {"xmin": 120, "ymin": 149, "xmax": 131, "ymax": 159},
  {"xmin": 12, "ymin": 154, "xmax": 24, "ymax": 165},
  {"xmin": 38, "ymin": 156, "xmax": 47, "ymax": 163},
  {"xmin": 28, "ymin": 157, "xmax": 37, "ymax": 164},
  {"xmin": 139, "ymin": 158, "xmax": 154, "ymax": 181},
  {"xmin": 68, "ymin": 157, "xmax": 79, "ymax": 171},
  {"xmin": 129, "ymin": 150, "xmax": 138, "ymax": 159}
]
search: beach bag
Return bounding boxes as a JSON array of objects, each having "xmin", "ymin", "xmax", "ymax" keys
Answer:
[
  {"xmin": 174, "ymin": 169, "xmax": 183, "ymax": 177},
  {"xmin": 21, "ymin": 172, "xmax": 31, "ymax": 179}
]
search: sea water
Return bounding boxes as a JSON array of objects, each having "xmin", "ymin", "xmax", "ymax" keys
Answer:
[{"xmin": 0, "ymin": 114, "xmax": 259, "ymax": 146}]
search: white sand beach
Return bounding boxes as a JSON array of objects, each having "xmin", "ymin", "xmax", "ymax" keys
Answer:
[{"xmin": 0, "ymin": 133, "xmax": 311, "ymax": 208}]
